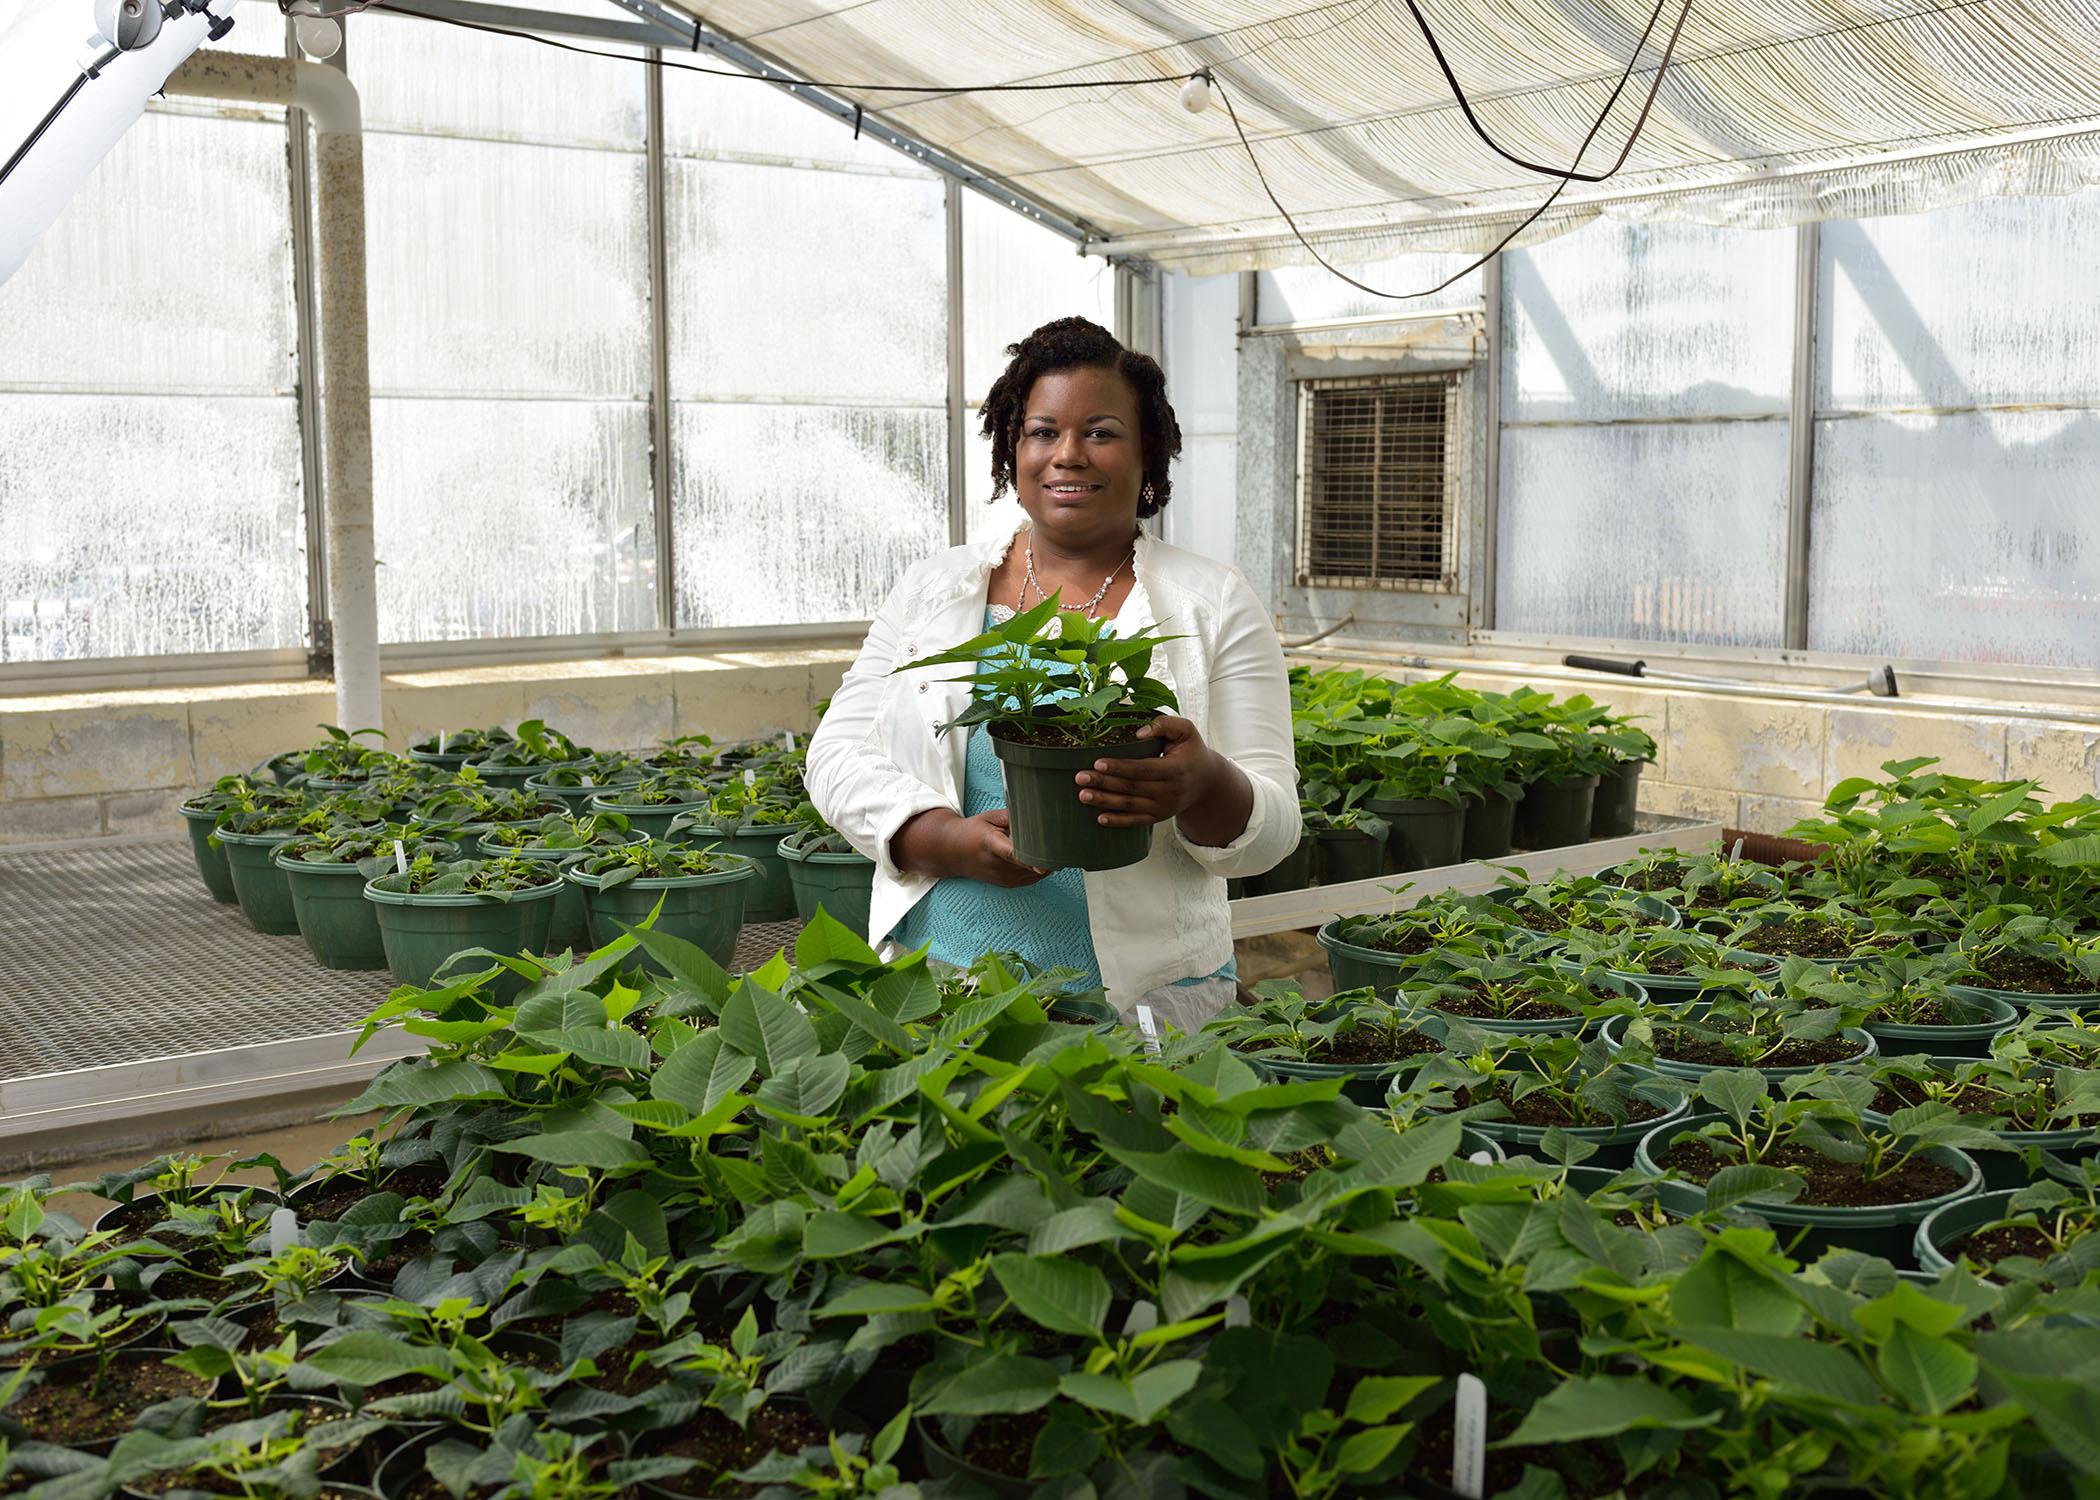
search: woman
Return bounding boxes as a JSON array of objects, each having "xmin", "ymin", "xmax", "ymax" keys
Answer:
[{"xmin": 806, "ymin": 317, "xmax": 1298, "ymax": 1029}]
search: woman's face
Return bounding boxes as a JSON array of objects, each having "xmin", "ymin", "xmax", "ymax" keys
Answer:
[{"xmin": 1014, "ymin": 365, "xmax": 1145, "ymax": 551}]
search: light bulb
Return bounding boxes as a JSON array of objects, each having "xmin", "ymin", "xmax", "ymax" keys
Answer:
[
  {"xmin": 1179, "ymin": 74, "xmax": 1212, "ymax": 114},
  {"xmin": 293, "ymin": 12, "xmax": 341, "ymax": 57}
]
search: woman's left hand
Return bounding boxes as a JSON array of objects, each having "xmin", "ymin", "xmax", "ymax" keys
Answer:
[{"xmin": 1074, "ymin": 715, "xmax": 1225, "ymax": 828}]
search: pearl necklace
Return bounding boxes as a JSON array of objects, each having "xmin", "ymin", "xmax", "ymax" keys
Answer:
[{"xmin": 1018, "ymin": 541, "xmax": 1133, "ymax": 620}]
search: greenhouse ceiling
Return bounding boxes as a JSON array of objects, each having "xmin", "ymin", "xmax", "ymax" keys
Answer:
[{"xmin": 501, "ymin": 0, "xmax": 2100, "ymax": 275}]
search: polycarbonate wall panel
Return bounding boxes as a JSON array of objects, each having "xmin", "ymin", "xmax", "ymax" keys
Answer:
[
  {"xmin": 672, "ymin": 405, "xmax": 947, "ymax": 628},
  {"xmin": 1495, "ymin": 220, "xmax": 1794, "ymax": 646},
  {"xmin": 1809, "ymin": 193, "xmax": 2100, "ymax": 667},
  {"xmin": 361, "ymin": 134, "xmax": 650, "ymax": 398},
  {"xmin": 961, "ymin": 193, "xmax": 1117, "ymax": 405},
  {"xmin": 0, "ymin": 104, "xmax": 302, "ymax": 663},
  {"xmin": 0, "ymin": 395, "xmax": 307, "ymax": 662},
  {"xmin": 665, "ymin": 160, "xmax": 946, "ymax": 404},
  {"xmin": 1505, "ymin": 222, "xmax": 1794, "ymax": 421},
  {"xmin": 663, "ymin": 56, "xmax": 920, "ymax": 171},
  {"xmin": 1496, "ymin": 423, "xmax": 1789, "ymax": 646},
  {"xmin": 354, "ymin": 11, "xmax": 652, "ymax": 644},
  {"xmin": 1821, "ymin": 195, "xmax": 2100, "ymax": 411},
  {"xmin": 350, "ymin": 17, "xmax": 644, "ymax": 146},
  {"xmin": 1257, "ymin": 254, "xmax": 1482, "ymax": 326},
  {"xmin": 371, "ymin": 399, "xmax": 656, "ymax": 643}
]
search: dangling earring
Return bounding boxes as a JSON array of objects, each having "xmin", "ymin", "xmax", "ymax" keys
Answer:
[{"xmin": 1141, "ymin": 482, "xmax": 1155, "ymax": 512}]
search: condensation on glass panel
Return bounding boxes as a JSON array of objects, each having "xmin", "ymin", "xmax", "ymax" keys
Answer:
[
  {"xmin": 371, "ymin": 399, "xmax": 655, "ymax": 642},
  {"xmin": 210, "ymin": 0, "xmax": 286, "ymax": 55},
  {"xmin": 1504, "ymin": 221, "xmax": 1794, "ymax": 423},
  {"xmin": 961, "ymin": 194, "xmax": 1116, "ymax": 404},
  {"xmin": 666, "ymin": 161, "xmax": 945, "ymax": 403},
  {"xmin": 1163, "ymin": 436, "xmax": 1238, "ymax": 568},
  {"xmin": 962, "ymin": 442, "xmax": 1025, "ymax": 547},
  {"xmin": 1807, "ymin": 409, "xmax": 2100, "ymax": 667},
  {"xmin": 1161, "ymin": 271, "xmax": 1239, "ymax": 435},
  {"xmin": 363, "ymin": 134, "xmax": 649, "ymax": 398},
  {"xmin": 1496, "ymin": 423, "xmax": 1787, "ymax": 647},
  {"xmin": 1255, "ymin": 254, "xmax": 1481, "ymax": 328},
  {"xmin": 672, "ymin": 404, "xmax": 946, "ymax": 627},
  {"xmin": 1820, "ymin": 192, "xmax": 2100, "ymax": 412},
  {"xmin": 662, "ymin": 54, "xmax": 929, "ymax": 174},
  {"xmin": 349, "ymin": 13, "xmax": 644, "ymax": 147},
  {"xmin": 0, "ymin": 395, "xmax": 305, "ymax": 662},
  {"xmin": 0, "ymin": 112, "xmax": 294, "ymax": 391}
]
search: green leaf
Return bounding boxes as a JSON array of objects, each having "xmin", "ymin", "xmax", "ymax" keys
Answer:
[
  {"xmin": 1344, "ymin": 1374, "xmax": 1440, "ymax": 1426},
  {"xmin": 815, "ymin": 1281, "xmax": 939, "ymax": 1319},
  {"xmin": 1029, "ymin": 1202, "xmax": 1134, "ymax": 1257},
  {"xmin": 990, "ymin": 1252, "xmax": 1111, "ymax": 1339},
  {"xmin": 1671, "ymin": 1244, "xmax": 1805, "ymax": 1334},
  {"xmin": 1675, "ymin": 1327, "xmax": 1883, "ymax": 1408},
  {"xmin": 555, "ymin": 1024, "xmax": 651, "ymax": 1072},
  {"xmin": 1966, "ymin": 784, "xmax": 2034, "ymax": 834},
  {"xmin": 1341, "ymin": 1116, "xmax": 1463, "ymax": 1190},
  {"xmin": 338, "ymin": 1059, "xmax": 510, "ymax": 1114},
  {"xmin": 1499, "ymin": 1376, "xmax": 1716, "ymax": 1445},
  {"xmin": 794, "ymin": 906, "xmax": 881, "ymax": 969},
  {"xmin": 803, "ymin": 1211, "xmax": 913, "ymax": 1260},
  {"xmin": 1058, "ymin": 1359, "xmax": 1202, "ymax": 1424},
  {"xmin": 918, "ymin": 1354, "xmax": 1061, "ymax": 1416},
  {"xmin": 1702, "ymin": 1164, "xmax": 1805, "ymax": 1214},
  {"xmin": 754, "ymin": 1053, "xmax": 851, "ymax": 1125},
  {"xmin": 1876, "ymin": 1321, "xmax": 1976, "ymax": 1415},
  {"xmin": 493, "ymin": 1130, "xmax": 651, "ymax": 1170},
  {"xmin": 718, "ymin": 980, "xmax": 818, "ymax": 1074},
  {"xmin": 1333, "ymin": 1424, "xmax": 1411, "ymax": 1475},
  {"xmin": 1104, "ymin": 1147, "xmax": 1265, "ymax": 1216},
  {"xmin": 629, "ymin": 923, "xmax": 729, "ymax": 1001},
  {"xmin": 302, "ymin": 1330, "xmax": 445, "ymax": 1386},
  {"xmin": 652, "ymin": 1029, "xmax": 756, "ymax": 1114},
  {"xmin": 1696, "ymin": 1068, "xmax": 1769, "ymax": 1130}
]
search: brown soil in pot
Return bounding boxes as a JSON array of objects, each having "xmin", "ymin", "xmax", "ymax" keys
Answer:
[
  {"xmin": 1492, "ymin": 1087, "xmax": 1665, "ymax": 1130},
  {"xmin": 1311, "ymin": 1026, "xmax": 1442, "ymax": 1065},
  {"xmin": 124, "ymin": 1401, "xmax": 359, "ymax": 1496},
  {"xmin": 1966, "ymin": 951, "xmax": 2100, "ymax": 996},
  {"xmin": 1633, "ymin": 952, "xmax": 1763, "ymax": 978},
  {"xmin": 1873, "ymin": 1074, "xmax": 2049, "ymax": 1127},
  {"xmin": 1611, "ymin": 864, "xmax": 1687, "ymax": 893},
  {"xmin": 1653, "ymin": 1031, "xmax": 1862, "ymax": 1068},
  {"xmin": 9, "ymin": 1355, "xmax": 213, "ymax": 1446},
  {"xmin": 1657, "ymin": 1139, "xmax": 1964, "ymax": 1208},
  {"xmin": 1260, "ymin": 1148, "xmax": 1332, "ymax": 1190},
  {"xmin": 294, "ymin": 1169, "xmax": 450, "ymax": 1225},
  {"xmin": 1409, "ymin": 1405, "xmax": 1658, "ymax": 1499},
  {"xmin": 640, "ymin": 1403, "xmax": 833, "ymax": 1498},
  {"xmin": 956, "ymin": 1407, "xmax": 1051, "ymax": 1478},
  {"xmin": 1738, "ymin": 919, "xmax": 1872, "ymax": 959},
  {"xmin": 1345, "ymin": 927, "xmax": 1436, "ymax": 957},
  {"xmin": 1432, "ymin": 984, "xmax": 1591, "ymax": 1023},
  {"xmin": 1952, "ymin": 1222, "xmax": 2078, "ymax": 1267}
]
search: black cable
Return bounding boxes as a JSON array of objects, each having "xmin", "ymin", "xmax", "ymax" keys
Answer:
[
  {"xmin": 1401, "ymin": 0, "xmax": 1691, "ymax": 183},
  {"xmin": 1, "ymin": 73, "xmax": 91, "ymax": 192},
  {"xmin": 1208, "ymin": 0, "xmax": 1691, "ymax": 300}
]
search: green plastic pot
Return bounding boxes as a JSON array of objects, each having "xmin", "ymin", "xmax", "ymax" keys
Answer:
[
  {"xmin": 1864, "ymin": 1060, "xmax": 2097, "ymax": 1192},
  {"xmin": 525, "ymin": 771, "xmax": 642, "ymax": 815},
  {"xmin": 1601, "ymin": 1012, "xmax": 1878, "ymax": 1082},
  {"xmin": 1049, "ymin": 993, "xmax": 1120, "ymax": 1026},
  {"xmin": 1637, "ymin": 1111, "xmax": 1982, "ymax": 1263},
  {"xmin": 991, "ymin": 732, "xmax": 1162, "ymax": 872},
  {"xmin": 1458, "ymin": 1126, "xmax": 1504, "ymax": 1164},
  {"xmin": 1428, "ymin": 971, "xmax": 1646, "ymax": 1038},
  {"xmin": 219, "ymin": 829, "xmax": 304, "ymax": 935},
  {"xmin": 1913, "ymin": 1189, "xmax": 2041, "ymax": 1277},
  {"xmin": 463, "ymin": 757, "xmax": 591, "ymax": 792},
  {"xmin": 587, "ymin": 792, "xmax": 706, "ymax": 841},
  {"xmin": 1512, "ymin": 773, "xmax": 1599, "ymax": 851},
  {"xmin": 1315, "ymin": 825, "xmax": 1385, "ymax": 885},
  {"xmin": 1589, "ymin": 758, "xmax": 1648, "ymax": 838},
  {"xmin": 781, "ymin": 833, "xmax": 875, "ymax": 939},
  {"xmin": 1467, "ymin": 1086, "xmax": 1688, "ymax": 1171},
  {"xmin": 1491, "ymin": 889, "xmax": 1682, "ymax": 947},
  {"xmin": 671, "ymin": 823, "xmax": 797, "ymax": 922},
  {"xmin": 508, "ymin": 844, "xmax": 634, "ymax": 952},
  {"xmin": 1602, "ymin": 948, "xmax": 1780, "ymax": 1007},
  {"xmin": 1949, "ymin": 981, "xmax": 2100, "ymax": 1015},
  {"xmin": 1242, "ymin": 1043, "xmax": 1435, "ymax": 1107},
  {"xmin": 566, "ymin": 859, "xmax": 757, "ymax": 972},
  {"xmin": 1725, "ymin": 912, "xmax": 1883, "ymax": 972},
  {"xmin": 408, "ymin": 746, "xmax": 473, "ymax": 772},
  {"xmin": 361, "ymin": 875, "xmax": 562, "ymax": 992},
  {"xmin": 1367, "ymin": 796, "xmax": 1464, "ymax": 873},
  {"xmin": 1247, "ymin": 832, "xmax": 1316, "ymax": 895},
  {"xmin": 1316, "ymin": 918, "xmax": 1427, "ymax": 999},
  {"xmin": 276, "ymin": 840, "xmax": 457, "ymax": 970},
  {"xmin": 179, "ymin": 803, "xmax": 237, "ymax": 904},
  {"xmin": 1863, "ymin": 992, "xmax": 2019, "ymax": 1058},
  {"xmin": 915, "ymin": 1418, "xmax": 1031, "ymax": 1500},
  {"xmin": 1461, "ymin": 790, "xmax": 1517, "ymax": 860}
]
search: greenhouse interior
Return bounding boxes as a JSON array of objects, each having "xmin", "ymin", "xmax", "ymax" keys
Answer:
[{"xmin": 2, "ymin": 0, "xmax": 2100, "ymax": 1493}]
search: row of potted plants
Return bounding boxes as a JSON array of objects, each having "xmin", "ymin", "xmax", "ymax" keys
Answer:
[
  {"xmin": 5, "ymin": 911, "xmax": 2099, "ymax": 1499},
  {"xmin": 176, "ymin": 723, "xmax": 878, "ymax": 983}
]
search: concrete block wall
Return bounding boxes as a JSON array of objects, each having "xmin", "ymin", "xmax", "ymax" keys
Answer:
[
  {"xmin": 0, "ymin": 649, "xmax": 856, "ymax": 847},
  {"xmin": 1309, "ymin": 655, "xmax": 2100, "ymax": 837}
]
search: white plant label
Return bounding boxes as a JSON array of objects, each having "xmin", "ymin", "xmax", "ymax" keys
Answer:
[
  {"xmin": 1731, "ymin": 836, "xmax": 1745, "ymax": 860},
  {"xmin": 1134, "ymin": 1004, "xmax": 1162, "ymax": 1057},
  {"xmin": 743, "ymin": 768, "xmax": 756, "ymax": 789},
  {"xmin": 393, "ymin": 839, "xmax": 409, "ymax": 874},
  {"xmin": 781, "ymin": 730, "xmax": 795, "ymax": 751},
  {"xmin": 268, "ymin": 1206, "xmax": 299, "ymax": 1256},
  {"xmin": 1452, "ymin": 1372, "xmax": 1487, "ymax": 1499},
  {"xmin": 439, "ymin": 730, "xmax": 447, "ymax": 755}
]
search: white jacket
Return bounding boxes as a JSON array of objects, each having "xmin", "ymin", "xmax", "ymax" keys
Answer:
[{"xmin": 806, "ymin": 528, "xmax": 1301, "ymax": 1007}]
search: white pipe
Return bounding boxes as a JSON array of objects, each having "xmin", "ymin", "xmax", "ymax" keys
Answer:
[{"xmin": 163, "ymin": 54, "xmax": 380, "ymax": 735}]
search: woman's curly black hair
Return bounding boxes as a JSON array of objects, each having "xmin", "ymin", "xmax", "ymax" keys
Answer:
[{"xmin": 979, "ymin": 316, "xmax": 1183, "ymax": 517}]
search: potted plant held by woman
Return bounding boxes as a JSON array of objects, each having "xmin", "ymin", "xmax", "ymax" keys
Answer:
[{"xmin": 895, "ymin": 595, "xmax": 1181, "ymax": 872}]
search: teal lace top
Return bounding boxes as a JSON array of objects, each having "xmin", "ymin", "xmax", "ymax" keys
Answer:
[{"xmin": 888, "ymin": 611, "xmax": 1234, "ymax": 996}]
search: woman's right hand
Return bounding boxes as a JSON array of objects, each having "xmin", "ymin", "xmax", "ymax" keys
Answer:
[{"xmin": 892, "ymin": 808, "xmax": 1051, "ymax": 888}]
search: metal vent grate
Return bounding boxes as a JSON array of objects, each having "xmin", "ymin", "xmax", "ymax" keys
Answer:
[
  {"xmin": 0, "ymin": 839, "xmax": 806, "ymax": 1084},
  {"xmin": 1297, "ymin": 372, "xmax": 1459, "ymax": 591}
]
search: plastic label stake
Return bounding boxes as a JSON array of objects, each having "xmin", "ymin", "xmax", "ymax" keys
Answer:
[
  {"xmin": 1134, "ymin": 1005, "xmax": 1162, "ymax": 1057},
  {"xmin": 782, "ymin": 730, "xmax": 796, "ymax": 751},
  {"xmin": 268, "ymin": 1206, "xmax": 299, "ymax": 1256},
  {"xmin": 439, "ymin": 729, "xmax": 447, "ymax": 755},
  {"xmin": 1452, "ymin": 1372, "xmax": 1487, "ymax": 1499},
  {"xmin": 394, "ymin": 839, "xmax": 409, "ymax": 874},
  {"xmin": 743, "ymin": 769, "xmax": 756, "ymax": 789}
]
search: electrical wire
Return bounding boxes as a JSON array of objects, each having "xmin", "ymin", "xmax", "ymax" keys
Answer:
[
  {"xmin": 0, "ymin": 74, "xmax": 91, "ymax": 191},
  {"xmin": 1209, "ymin": 0, "xmax": 1692, "ymax": 299},
  {"xmin": 1401, "ymin": 0, "xmax": 1692, "ymax": 183}
]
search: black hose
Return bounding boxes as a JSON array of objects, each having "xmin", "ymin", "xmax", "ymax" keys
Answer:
[{"xmin": 1, "ymin": 72, "xmax": 92, "ymax": 192}]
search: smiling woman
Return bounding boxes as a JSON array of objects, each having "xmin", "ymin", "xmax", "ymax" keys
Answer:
[{"xmin": 806, "ymin": 317, "xmax": 1300, "ymax": 1028}]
